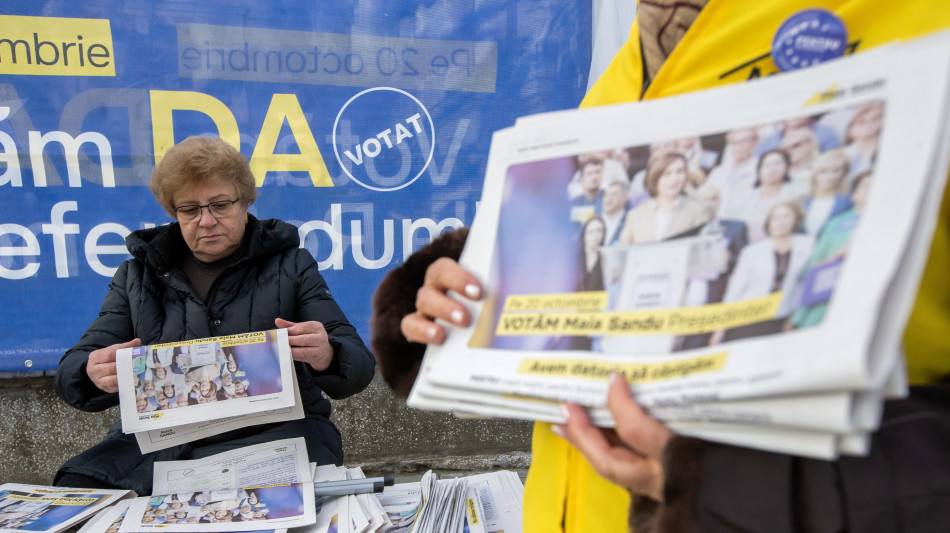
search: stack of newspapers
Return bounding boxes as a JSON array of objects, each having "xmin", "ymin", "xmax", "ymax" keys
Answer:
[
  {"xmin": 115, "ymin": 330, "xmax": 305, "ymax": 454},
  {"xmin": 54, "ymin": 438, "xmax": 523, "ymax": 533},
  {"xmin": 407, "ymin": 31, "xmax": 950, "ymax": 459}
]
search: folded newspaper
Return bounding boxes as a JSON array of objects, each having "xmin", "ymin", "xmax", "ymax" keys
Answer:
[
  {"xmin": 408, "ymin": 31, "xmax": 950, "ymax": 458},
  {"xmin": 0, "ymin": 484, "xmax": 132, "ymax": 533},
  {"xmin": 112, "ymin": 329, "xmax": 305, "ymax": 453}
]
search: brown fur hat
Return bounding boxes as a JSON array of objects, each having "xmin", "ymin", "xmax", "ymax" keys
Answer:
[{"xmin": 369, "ymin": 227, "xmax": 469, "ymax": 398}]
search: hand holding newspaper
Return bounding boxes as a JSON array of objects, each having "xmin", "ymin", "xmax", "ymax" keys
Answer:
[
  {"xmin": 408, "ymin": 31, "xmax": 950, "ymax": 459},
  {"xmin": 111, "ymin": 329, "xmax": 306, "ymax": 453}
]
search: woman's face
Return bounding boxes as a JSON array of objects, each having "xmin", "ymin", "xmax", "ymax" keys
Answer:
[
  {"xmin": 172, "ymin": 177, "xmax": 248, "ymax": 263},
  {"xmin": 154, "ymin": 366, "xmax": 166, "ymax": 380},
  {"xmin": 136, "ymin": 396, "xmax": 147, "ymax": 412},
  {"xmin": 813, "ymin": 161, "xmax": 846, "ymax": 193},
  {"xmin": 247, "ymin": 493, "xmax": 258, "ymax": 505},
  {"xmin": 222, "ymin": 373, "xmax": 233, "ymax": 386},
  {"xmin": 227, "ymin": 357, "xmax": 238, "ymax": 373},
  {"xmin": 199, "ymin": 380, "xmax": 212, "ymax": 396},
  {"xmin": 143, "ymin": 382, "xmax": 154, "ymax": 396},
  {"xmin": 214, "ymin": 510, "xmax": 228, "ymax": 519},
  {"xmin": 767, "ymin": 205, "xmax": 797, "ymax": 238},
  {"xmin": 850, "ymin": 106, "xmax": 884, "ymax": 141},
  {"xmin": 177, "ymin": 393, "xmax": 189, "ymax": 407},
  {"xmin": 656, "ymin": 159, "xmax": 687, "ymax": 199},
  {"xmin": 759, "ymin": 152, "xmax": 787, "ymax": 185},
  {"xmin": 583, "ymin": 220, "xmax": 605, "ymax": 249},
  {"xmin": 235, "ymin": 380, "xmax": 246, "ymax": 395},
  {"xmin": 163, "ymin": 384, "xmax": 175, "ymax": 398}
]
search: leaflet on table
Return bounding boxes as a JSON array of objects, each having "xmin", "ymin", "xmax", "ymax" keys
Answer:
[
  {"xmin": 374, "ymin": 483, "xmax": 422, "ymax": 533},
  {"xmin": 134, "ymin": 366, "xmax": 305, "ymax": 454},
  {"xmin": 151, "ymin": 438, "xmax": 311, "ymax": 495},
  {"xmin": 463, "ymin": 472, "xmax": 523, "ymax": 533},
  {"xmin": 0, "ymin": 484, "xmax": 132, "ymax": 533},
  {"xmin": 119, "ymin": 482, "xmax": 315, "ymax": 532},
  {"xmin": 79, "ymin": 500, "xmax": 286, "ymax": 533},
  {"xmin": 304, "ymin": 465, "xmax": 351, "ymax": 533},
  {"xmin": 116, "ymin": 329, "xmax": 297, "ymax": 433},
  {"xmin": 421, "ymin": 33, "xmax": 950, "ymax": 408},
  {"xmin": 346, "ymin": 468, "xmax": 386, "ymax": 533}
]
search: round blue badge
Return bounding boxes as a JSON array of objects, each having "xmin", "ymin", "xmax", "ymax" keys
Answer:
[{"xmin": 771, "ymin": 9, "xmax": 848, "ymax": 72}]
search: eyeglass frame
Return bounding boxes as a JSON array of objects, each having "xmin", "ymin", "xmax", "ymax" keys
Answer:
[{"xmin": 173, "ymin": 198, "xmax": 241, "ymax": 221}]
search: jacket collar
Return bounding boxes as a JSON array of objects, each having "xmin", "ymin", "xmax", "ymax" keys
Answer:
[{"xmin": 125, "ymin": 214, "xmax": 300, "ymax": 275}]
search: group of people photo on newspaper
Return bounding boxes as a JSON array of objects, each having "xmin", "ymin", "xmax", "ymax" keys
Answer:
[
  {"xmin": 132, "ymin": 341, "xmax": 254, "ymax": 412},
  {"xmin": 138, "ymin": 489, "xmax": 272, "ymax": 525},
  {"xmin": 544, "ymin": 101, "xmax": 883, "ymax": 353}
]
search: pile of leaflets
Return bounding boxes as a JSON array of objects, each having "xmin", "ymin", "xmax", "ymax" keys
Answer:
[
  {"xmin": 114, "ymin": 330, "xmax": 304, "ymax": 453},
  {"xmin": 312, "ymin": 469, "xmax": 523, "ymax": 533},
  {"xmin": 9, "ymin": 439, "xmax": 522, "ymax": 533},
  {"xmin": 0, "ymin": 484, "xmax": 131, "ymax": 533},
  {"xmin": 407, "ymin": 31, "xmax": 950, "ymax": 459}
]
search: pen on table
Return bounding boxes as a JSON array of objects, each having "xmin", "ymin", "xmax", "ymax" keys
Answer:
[{"xmin": 313, "ymin": 475, "xmax": 395, "ymax": 497}]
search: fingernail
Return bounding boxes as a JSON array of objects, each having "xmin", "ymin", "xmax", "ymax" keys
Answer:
[
  {"xmin": 450, "ymin": 309, "xmax": 464, "ymax": 324},
  {"xmin": 609, "ymin": 372, "xmax": 621, "ymax": 386},
  {"xmin": 551, "ymin": 425, "xmax": 566, "ymax": 438},
  {"xmin": 559, "ymin": 403, "xmax": 570, "ymax": 421},
  {"xmin": 425, "ymin": 326, "xmax": 438, "ymax": 340},
  {"xmin": 464, "ymin": 283, "xmax": 481, "ymax": 299}
]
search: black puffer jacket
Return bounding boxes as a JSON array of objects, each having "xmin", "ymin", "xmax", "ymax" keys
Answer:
[{"xmin": 54, "ymin": 215, "xmax": 374, "ymax": 494}]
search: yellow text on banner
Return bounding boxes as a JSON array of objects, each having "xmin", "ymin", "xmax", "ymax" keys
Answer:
[
  {"xmin": 496, "ymin": 293, "xmax": 782, "ymax": 336},
  {"xmin": 0, "ymin": 15, "xmax": 115, "ymax": 76},
  {"xmin": 518, "ymin": 352, "xmax": 727, "ymax": 383}
]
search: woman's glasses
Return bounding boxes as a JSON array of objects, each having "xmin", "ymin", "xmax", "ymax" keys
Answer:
[{"xmin": 173, "ymin": 199, "xmax": 240, "ymax": 221}]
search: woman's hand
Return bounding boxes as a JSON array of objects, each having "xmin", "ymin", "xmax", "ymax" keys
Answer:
[
  {"xmin": 275, "ymin": 318, "xmax": 333, "ymax": 371},
  {"xmin": 400, "ymin": 257, "xmax": 483, "ymax": 345},
  {"xmin": 86, "ymin": 338, "xmax": 142, "ymax": 393},
  {"xmin": 554, "ymin": 373, "xmax": 672, "ymax": 501}
]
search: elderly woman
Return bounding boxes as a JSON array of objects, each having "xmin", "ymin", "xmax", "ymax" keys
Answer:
[
  {"xmin": 618, "ymin": 152, "xmax": 706, "ymax": 244},
  {"xmin": 53, "ymin": 136, "xmax": 374, "ymax": 495}
]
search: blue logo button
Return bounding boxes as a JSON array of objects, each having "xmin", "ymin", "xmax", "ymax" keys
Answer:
[
  {"xmin": 772, "ymin": 9, "xmax": 848, "ymax": 72},
  {"xmin": 332, "ymin": 87, "xmax": 435, "ymax": 192}
]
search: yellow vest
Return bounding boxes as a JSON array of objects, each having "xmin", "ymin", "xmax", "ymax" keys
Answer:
[{"xmin": 524, "ymin": 1, "xmax": 950, "ymax": 531}]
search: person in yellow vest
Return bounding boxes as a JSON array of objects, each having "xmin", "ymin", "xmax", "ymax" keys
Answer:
[{"xmin": 372, "ymin": 1, "xmax": 950, "ymax": 531}]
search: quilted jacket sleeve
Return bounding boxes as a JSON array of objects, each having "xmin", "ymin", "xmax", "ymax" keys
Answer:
[
  {"xmin": 292, "ymin": 250, "xmax": 375, "ymax": 399},
  {"xmin": 54, "ymin": 260, "xmax": 137, "ymax": 412}
]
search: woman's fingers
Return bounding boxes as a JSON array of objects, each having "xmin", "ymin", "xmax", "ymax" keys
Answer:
[
  {"xmin": 606, "ymin": 374, "xmax": 672, "ymax": 459},
  {"xmin": 401, "ymin": 258, "xmax": 483, "ymax": 345}
]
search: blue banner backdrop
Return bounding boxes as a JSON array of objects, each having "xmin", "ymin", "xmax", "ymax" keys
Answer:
[{"xmin": 0, "ymin": 1, "xmax": 591, "ymax": 371}]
